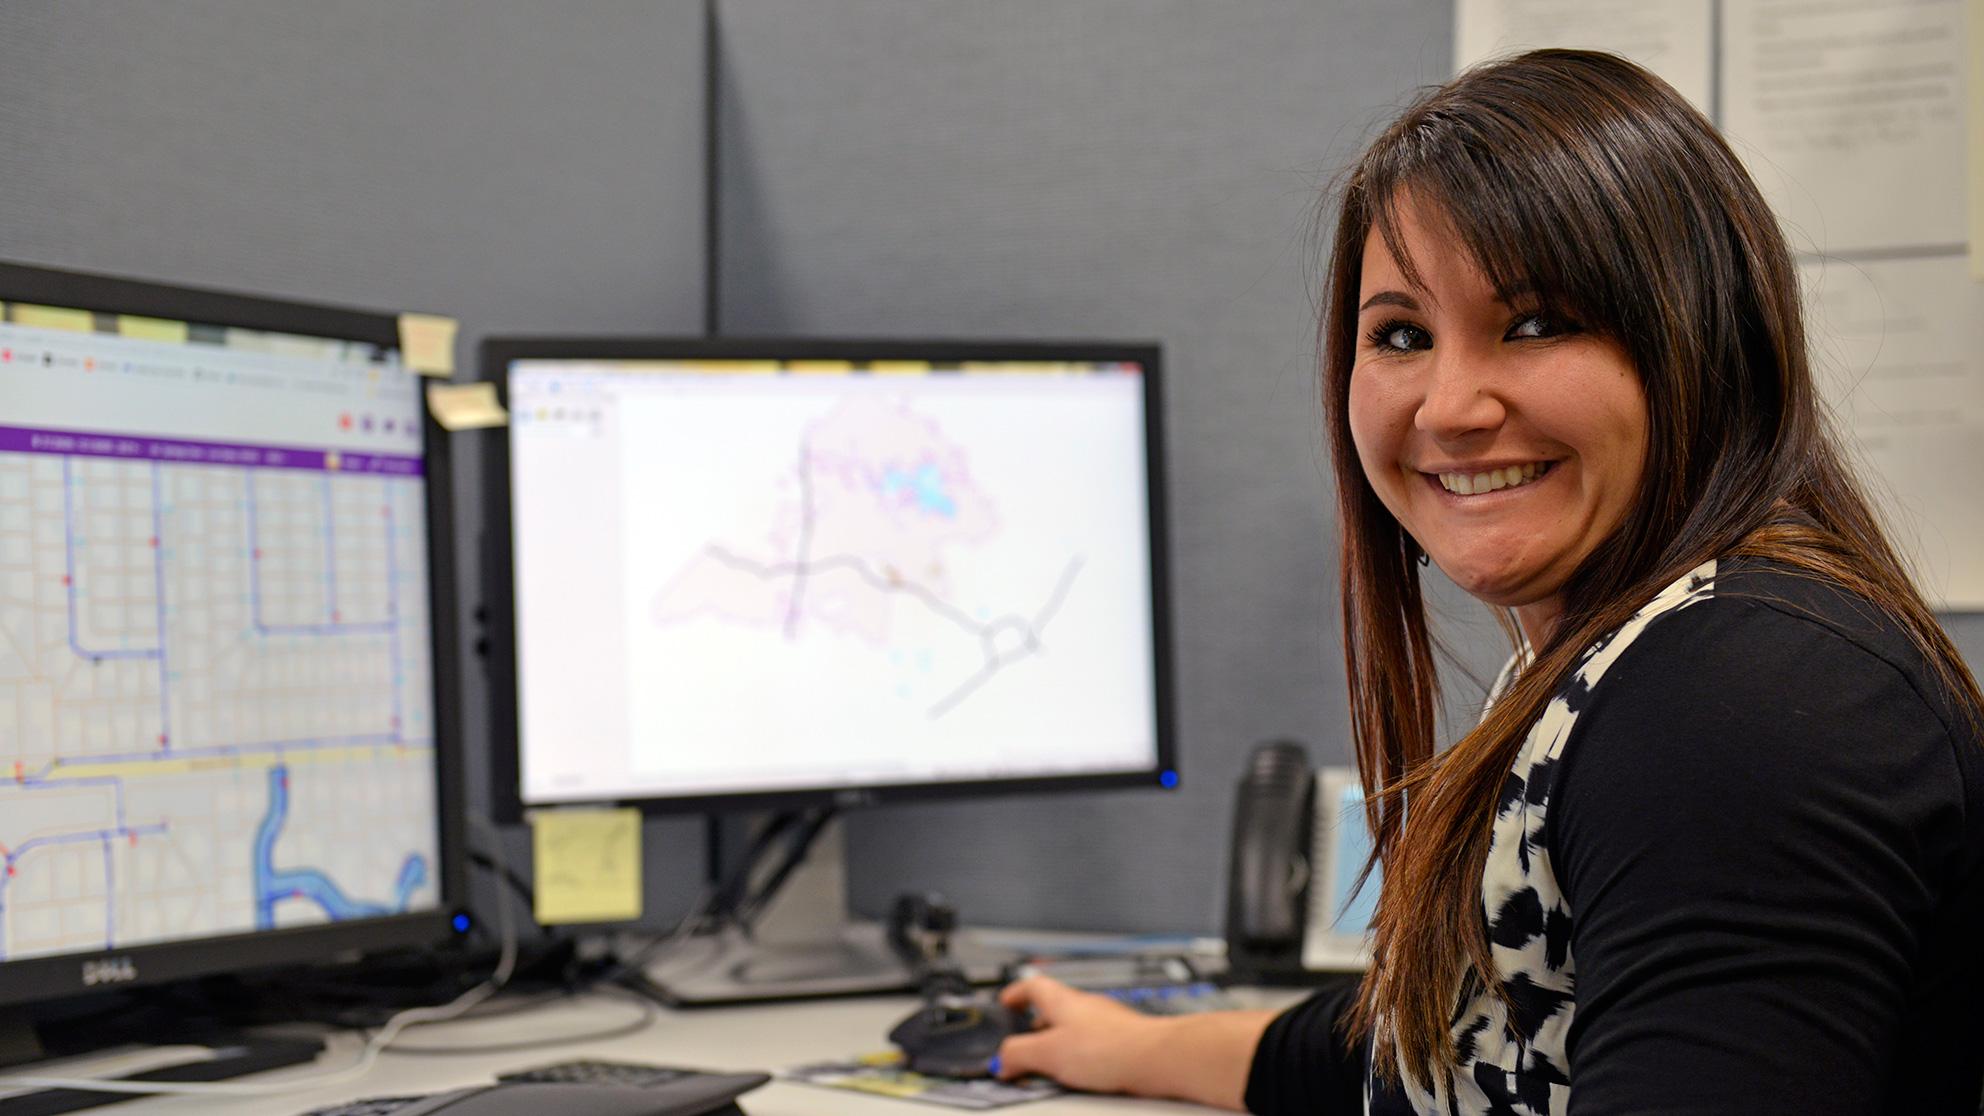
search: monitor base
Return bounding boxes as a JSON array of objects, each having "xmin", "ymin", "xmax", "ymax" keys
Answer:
[
  {"xmin": 629, "ymin": 921, "xmax": 1014, "ymax": 1007},
  {"xmin": 0, "ymin": 1028, "xmax": 322, "ymax": 1116}
]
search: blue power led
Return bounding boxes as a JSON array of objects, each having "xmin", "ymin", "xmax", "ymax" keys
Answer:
[
  {"xmin": 451, "ymin": 912, "xmax": 472, "ymax": 934},
  {"xmin": 1159, "ymin": 769, "xmax": 1179, "ymax": 789}
]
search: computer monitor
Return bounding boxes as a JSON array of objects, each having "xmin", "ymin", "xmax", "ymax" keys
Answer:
[
  {"xmin": 0, "ymin": 262, "xmax": 465, "ymax": 1033},
  {"xmin": 484, "ymin": 339, "xmax": 1175, "ymax": 821}
]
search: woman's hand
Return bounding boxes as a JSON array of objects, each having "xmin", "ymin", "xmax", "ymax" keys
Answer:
[
  {"xmin": 991, "ymin": 975, "xmax": 1167, "ymax": 1094},
  {"xmin": 991, "ymin": 974, "xmax": 1279, "ymax": 1111}
]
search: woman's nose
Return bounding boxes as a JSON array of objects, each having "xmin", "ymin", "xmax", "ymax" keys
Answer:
[{"xmin": 1413, "ymin": 348, "xmax": 1506, "ymax": 441}]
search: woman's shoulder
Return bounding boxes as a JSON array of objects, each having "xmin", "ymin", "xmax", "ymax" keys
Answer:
[
  {"xmin": 1571, "ymin": 557, "xmax": 1963, "ymax": 737},
  {"xmin": 1547, "ymin": 556, "xmax": 1979, "ymax": 870}
]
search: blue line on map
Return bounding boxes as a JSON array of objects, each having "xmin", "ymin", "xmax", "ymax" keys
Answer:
[
  {"xmin": 101, "ymin": 837, "xmax": 114, "ymax": 947},
  {"xmin": 386, "ymin": 491, "xmax": 404, "ymax": 739},
  {"xmin": 393, "ymin": 855, "xmax": 427, "ymax": 910},
  {"xmin": 245, "ymin": 472, "xmax": 394, "ymax": 638},
  {"xmin": 62, "ymin": 459, "xmax": 163, "ymax": 663},
  {"xmin": 0, "ymin": 822, "xmax": 169, "ymax": 962},
  {"xmin": 253, "ymin": 766, "xmax": 424, "ymax": 929},
  {"xmin": 152, "ymin": 464, "xmax": 171, "ymax": 749},
  {"xmin": 21, "ymin": 733, "xmax": 430, "ymax": 783},
  {"xmin": 322, "ymin": 474, "xmax": 339, "ymax": 623},
  {"xmin": 19, "ymin": 774, "xmax": 132, "ymax": 832}
]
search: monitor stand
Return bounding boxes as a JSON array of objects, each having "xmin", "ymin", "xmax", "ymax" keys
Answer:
[
  {"xmin": 628, "ymin": 816, "xmax": 1015, "ymax": 1006},
  {"xmin": 0, "ymin": 1010, "xmax": 322, "ymax": 1115}
]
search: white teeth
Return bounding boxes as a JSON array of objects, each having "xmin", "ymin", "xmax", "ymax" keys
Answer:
[{"xmin": 1437, "ymin": 462, "xmax": 1549, "ymax": 495}]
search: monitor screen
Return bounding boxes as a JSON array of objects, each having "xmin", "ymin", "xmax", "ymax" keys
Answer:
[
  {"xmin": 488, "ymin": 341, "xmax": 1174, "ymax": 814},
  {"xmin": 0, "ymin": 264, "xmax": 460, "ymax": 1002}
]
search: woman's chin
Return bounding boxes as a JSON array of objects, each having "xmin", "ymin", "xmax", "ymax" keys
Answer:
[{"xmin": 1431, "ymin": 558, "xmax": 1541, "ymax": 609}]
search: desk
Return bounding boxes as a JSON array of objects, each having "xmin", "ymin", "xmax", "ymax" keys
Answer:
[{"xmin": 90, "ymin": 988, "xmax": 1305, "ymax": 1115}]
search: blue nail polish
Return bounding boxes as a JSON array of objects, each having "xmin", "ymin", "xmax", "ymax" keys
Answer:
[{"xmin": 987, "ymin": 1055, "xmax": 1002, "ymax": 1076}]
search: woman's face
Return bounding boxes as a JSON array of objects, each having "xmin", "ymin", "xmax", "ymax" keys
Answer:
[{"xmin": 1347, "ymin": 196, "xmax": 1648, "ymax": 644}]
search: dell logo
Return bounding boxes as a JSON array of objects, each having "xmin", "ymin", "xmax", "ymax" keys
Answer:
[{"xmin": 81, "ymin": 957, "xmax": 138, "ymax": 986}]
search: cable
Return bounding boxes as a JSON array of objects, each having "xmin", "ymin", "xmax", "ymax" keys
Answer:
[
  {"xmin": 0, "ymin": 816, "xmax": 522, "ymax": 1100},
  {"xmin": 469, "ymin": 849, "xmax": 534, "ymax": 911},
  {"xmin": 383, "ymin": 987, "xmax": 659, "ymax": 1056},
  {"xmin": 732, "ymin": 806, "xmax": 837, "ymax": 930},
  {"xmin": 587, "ymin": 883, "xmax": 721, "ymax": 990}
]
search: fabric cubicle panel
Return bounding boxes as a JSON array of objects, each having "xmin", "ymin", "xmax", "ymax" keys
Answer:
[
  {"xmin": 0, "ymin": 1, "xmax": 713, "ymax": 926},
  {"xmin": 713, "ymin": 0, "xmax": 1456, "ymax": 934}
]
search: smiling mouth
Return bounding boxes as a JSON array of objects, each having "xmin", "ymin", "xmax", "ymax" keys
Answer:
[{"xmin": 1431, "ymin": 461, "xmax": 1554, "ymax": 496}]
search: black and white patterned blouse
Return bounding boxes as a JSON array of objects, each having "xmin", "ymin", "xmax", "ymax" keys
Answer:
[{"xmin": 1246, "ymin": 558, "xmax": 1984, "ymax": 1115}]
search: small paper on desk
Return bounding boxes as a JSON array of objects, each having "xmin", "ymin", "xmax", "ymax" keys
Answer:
[
  {"xmin": 784, "ymin": 1054, "xmax": 1062, "ymax": 1110},
  {"xmin": 529, "ymin": 807, "xmax": 643, "ymax": 925},
  {"xmin": 425, "ymin": 382, "xmax": 508, "ymax": 431}
]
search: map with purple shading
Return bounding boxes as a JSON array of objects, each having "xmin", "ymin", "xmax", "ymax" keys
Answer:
[{"xmin": 649, "ymin": 397, "xmax": 1080, "ymax": 718}]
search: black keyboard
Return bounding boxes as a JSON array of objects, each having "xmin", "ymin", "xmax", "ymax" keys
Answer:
[
  {"xmin": 305, "ymin": 1099, "xmax": 428, "ymax": 1116},
  {"xmin": 497, "ymin": 1061, "xmax": 697, "ymax": 1088},
  {"xmin": 298, "ymin": 1066, "xmax": 768, "ymax": 1116}
]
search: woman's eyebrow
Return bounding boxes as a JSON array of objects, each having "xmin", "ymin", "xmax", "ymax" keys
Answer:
[{"xmin": 1358, "ymin": 290, "xmax": 1421, "ymax": 312}]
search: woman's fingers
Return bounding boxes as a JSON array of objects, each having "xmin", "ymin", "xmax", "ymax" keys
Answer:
[{"xmin": 992, "ymin": 1030, "xmax": 1056, "ymax": 1081}]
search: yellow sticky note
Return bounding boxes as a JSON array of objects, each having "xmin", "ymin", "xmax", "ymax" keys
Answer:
[
  {"xmin": 424, "ymin": 382, "xmax": 508, "ymax": 431},
  {"xmin": 529, "ymin": 807, "xmax": 643, "ymax": 924},
  {"xmin": 14, "ymin": 304, "xmax": 95, "ymax": 333},
  {"xmin": 398, "ymin": 312, "xmax": 458, "ymax": 377},
  {"xmin": 117, "ymin": 315, "xmax": 189, "ymax": 343}
]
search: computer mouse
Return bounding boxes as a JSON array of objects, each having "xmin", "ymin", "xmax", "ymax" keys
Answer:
[{"xmin": 887, "ymin": 995, "xmax": 1033, "ymax": 1078}]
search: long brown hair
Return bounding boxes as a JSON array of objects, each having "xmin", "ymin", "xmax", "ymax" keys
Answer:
[{"xmin": 1324, "ymin": 49, "xmax": 1984, "ymax": 1089}]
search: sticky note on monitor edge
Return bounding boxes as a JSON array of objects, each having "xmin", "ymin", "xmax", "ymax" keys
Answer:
[
  {"xmin": 398, "ymin": 312, "xmax": 458, "ymax": 376},
  {"xmin": 529, "ymin": 807, "xmax": 644, "ymax": 925},
  {"xmin": 425, "ymin": 381, "xmax": 507, "ymax": 430}
]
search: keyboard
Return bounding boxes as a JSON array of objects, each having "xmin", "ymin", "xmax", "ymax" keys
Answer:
[
  {"xmin": 298, "ymin": 1067, "xmax": 768, "ymax": 1116},
  {"xmin": 1104, "ymin": 979, "xmax": 1239, "ymax": 1014},
  {"xmin": 497, "ymin": 1060, "xmax": 698, "ymax": 1088},
  {"xmin": 1007, "ymin": 953, "xmax": 1239, "ymax": 1015}
]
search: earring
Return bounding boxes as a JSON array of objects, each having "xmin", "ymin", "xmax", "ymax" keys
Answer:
[{"xmin": 1418, "ymin": 551, "xmax": 1430, "ymax": 568}]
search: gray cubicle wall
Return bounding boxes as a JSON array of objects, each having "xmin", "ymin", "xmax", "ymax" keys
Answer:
[
  {"xmin": 0, "ymin": 2, "xmax": 712, "ymax": 926},
  {"xmin": 715, "ymin": 0, "xmax": 1456, "ymax": 934}
]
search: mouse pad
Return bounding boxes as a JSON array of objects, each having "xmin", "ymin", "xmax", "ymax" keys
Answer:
[{"xmin": 784, "ymin": 1052, "xmax": 1063, "ymax": 1109}]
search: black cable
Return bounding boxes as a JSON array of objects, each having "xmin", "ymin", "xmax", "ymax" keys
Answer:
[
  {"xmin": 469, "ymin": 849, "xmax": 534, "ymax": 912},
  {"xmin": 733, "ymin": 806, "xmax": 838, "ymax": 930},
  {"xmin": 708, "ymin": 810, "xmax": 801, "ymax": 923}
]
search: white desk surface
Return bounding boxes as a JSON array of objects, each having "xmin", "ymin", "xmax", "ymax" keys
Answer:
[{"xmin": 75, "ymin": 987, "xmax": 1305, "ymax": 1115}]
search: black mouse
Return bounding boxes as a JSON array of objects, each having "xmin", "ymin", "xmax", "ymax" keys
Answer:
[{"xmin": 887, "ymin": 995, "xmax": 1033, "ymax": 1078}]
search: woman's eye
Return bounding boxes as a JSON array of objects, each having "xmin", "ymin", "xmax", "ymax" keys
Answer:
[
  {"xmin": 1506, "ymin": 312, "xmax": 1579, "ymax": 340},
  {"xmin": 1366, "ymin": 320, "xmax": 1430, "ymax": 352}
]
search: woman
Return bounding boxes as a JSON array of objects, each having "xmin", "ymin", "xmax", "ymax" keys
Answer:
[{"xmin": 992, "ymin": 49, "xmax": 1984, "ymax": 1114}]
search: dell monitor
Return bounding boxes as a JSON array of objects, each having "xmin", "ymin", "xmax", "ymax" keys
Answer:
[
  {"xmin": 482, "ymin": 338, "xmax": 1174, "ymax": 1000},
  {"xmin": 485, "ymin": 339, "xmax": 1175, "ymax": 821},
  {"xmin": 0, "ymin": 261, "xmax": 465, "ymax": 1072}
]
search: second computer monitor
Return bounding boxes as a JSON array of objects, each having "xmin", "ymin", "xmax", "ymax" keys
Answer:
[{"xmin": 485, "ymin": 339, "xmax": 1174, "ymax": 817}]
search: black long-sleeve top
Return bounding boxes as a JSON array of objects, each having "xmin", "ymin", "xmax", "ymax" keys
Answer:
[{"xmin": 1245, "ymin": 560, "xmax": 1984, "ymax": 1115}]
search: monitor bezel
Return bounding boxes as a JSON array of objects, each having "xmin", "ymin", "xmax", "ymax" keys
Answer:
[
  {"xmin": 481, "ymin": 335, "xmax": 1178, "ymax": 821},
  {"xmin": 0, "ymin": 260, "xmax": 468, "ymax": 1008}
]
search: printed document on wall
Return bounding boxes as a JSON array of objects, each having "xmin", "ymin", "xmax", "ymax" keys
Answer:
[
  {"xmin": 1453, "ymin": 0, "xmax": 1712, "ymax": 113},
  {"xmin": 1721, "ymin": 0, "xmax": 1967, "ymax": 257},
  {"xmin": 1802, "ymin": 256, "xmax": 1984, "ymax": 607}
]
